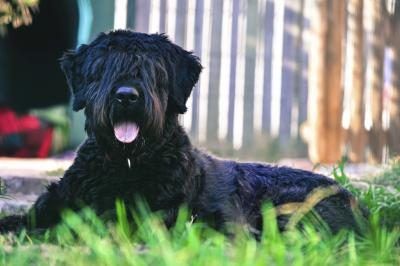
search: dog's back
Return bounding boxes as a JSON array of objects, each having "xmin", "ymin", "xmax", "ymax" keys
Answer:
[{"xmin": 188, "ymin": 151, "xmax": 362, "ymax": 234}]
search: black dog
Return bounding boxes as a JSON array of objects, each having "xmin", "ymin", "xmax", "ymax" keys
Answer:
[{"xmin": 0, "ymin": 31, "xmax": 362, "ymax": 235}]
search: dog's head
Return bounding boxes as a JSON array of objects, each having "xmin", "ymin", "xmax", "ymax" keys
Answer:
[{"xmin": 60, "ymin": 31, "xmax": 202, "ymax": 151}]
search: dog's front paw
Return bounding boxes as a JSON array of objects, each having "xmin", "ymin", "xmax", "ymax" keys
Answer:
[{"xmin": 0, "ymin": 215, "xmax": 26, "ymax": 234}]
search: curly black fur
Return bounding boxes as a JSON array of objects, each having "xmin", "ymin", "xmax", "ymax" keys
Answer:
[{"xmin": 0, "ymin": 31, "xmax": 363, "ymax": 235}]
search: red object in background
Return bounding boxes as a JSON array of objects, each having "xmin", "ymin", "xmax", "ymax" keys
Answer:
[{"xmin": 0, "ymin": 107, "xmax": 53, "ymax": 158}]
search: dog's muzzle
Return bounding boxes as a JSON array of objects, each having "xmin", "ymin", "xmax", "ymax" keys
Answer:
[{"xmin": 113, "ymin": 86, "xmax": 140, "ymax": 143}]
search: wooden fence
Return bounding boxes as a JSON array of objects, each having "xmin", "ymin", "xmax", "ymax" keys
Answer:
[{"xmin": 110, "ymin": 0, "xmax": 400, "ymax": 163}]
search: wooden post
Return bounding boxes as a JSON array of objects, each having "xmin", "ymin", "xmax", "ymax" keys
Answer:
[
  {"xmin": 389, "ymin": 45, "xmax": 400, "ymax": 156},
  {"xmin": 347, "ymin": 0, "xmax": 366, "ymax": 162},
  {"xmin": 307, "ymin": 0, "xmax": 345, "ymax": 163},
  {"xmin": 365, "ymin": 0, "xmax": 385, "ymax": 163}
]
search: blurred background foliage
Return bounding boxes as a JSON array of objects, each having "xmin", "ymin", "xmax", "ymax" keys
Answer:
[{"xmin": 0, "ymin": 0, "xmax": 39, "ymax": 32}]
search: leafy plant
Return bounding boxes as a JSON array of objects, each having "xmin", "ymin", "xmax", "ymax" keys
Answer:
[{"xmin": 0, "ymin": 0, "xmax": 39, "ymax": 31}]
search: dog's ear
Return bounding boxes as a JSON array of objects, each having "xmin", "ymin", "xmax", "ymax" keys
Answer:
[
  {"xmin": 167, "ymin": 48, "xmax": 202, "ymax": 114},
  {"xmin": 60, "ymin": 44, "xmax": 89, "ymax": 111}
]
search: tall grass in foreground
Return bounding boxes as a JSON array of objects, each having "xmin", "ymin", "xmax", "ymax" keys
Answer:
[{"xmin": 0, "ymin": 161, "xmax": 399, "ymax": 266}]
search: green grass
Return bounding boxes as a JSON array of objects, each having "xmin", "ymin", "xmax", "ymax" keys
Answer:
[
  {"xmin": 333, "ymin": 158, "xmax": 400, "ymax": 230},
  {"xmin": 374, "ymin": 158, "xmax": 400, "ymax": 190},
  {"xmin": 0, "ymin": 160, "xmax": 399, "ymax": 266}
]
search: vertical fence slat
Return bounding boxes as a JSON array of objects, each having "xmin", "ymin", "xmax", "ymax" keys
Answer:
[
  {"xmin": 388, "ymin": 6, "xmax": 400, "ymax": 156},
  {"xmin": 148, "ymin": 0, "xmax": 161, "ymax": 33},
  {"xmin": 218, "ymin": 0, "xmax": 233, "ymax": 141},
  {"xmin": 114, "ymin": 0, "xmax": 128, "ymax": 29},
  {"xmin": 190, "ymin": 0, "xmax": 204, "ymax": 140},
  {"xmin": 133, "ymin": 0, "xmax": 150, "ymax": 32},
  {"xmin": 307, "ymin": 0, "xmax": 345, "ymax": 163},
  {"xmin": 253, "ymin": 0, "xmax": 266, "ymax": 135},
  {"xmin": 232, "ymin": 0, "xmax": 247, "ymax": 149},
  {"xmin": 174, "ymin": 0, "xmax": 188, "ymax": 126},
  {"xmin": 198, "ymin": 0, "xmax": 212, "ymax": 142},
  {"xmin": 227, "ymin": 0, "xmax": 240, "ymax": 144},
  {"xmin": 182, "ymin": 0, "xmax": 197, "ymax": 132},
  {"xmin": 90, "ymin": 0, "xmax": 114, "ymax": 37},
  {"xmin": 297, "ymin": 1, "xmax": 308, "ymax": 133},
  {"xmin": 270, "ymin": 0, "xmax": 284, "ymax": 137},
  {"xmin": 347, "ymin": 0, "xmax": 366, "ymax": 162},
  {"xmin": 388, "ymin": 46, "xmax": 400, "ymax": 156},
  {"xmin": 175, "ymin": 0, "xmax": 188, "ymax": 46},
  {"xmin": 261, "ymin": 0, "xmax": 274, "ymax": 134},
  {"xmin": 159, "ymin": 0, "xmax": 167, "ymax": 32},
  {"xmin": 366, "ymin": 0, "xmax": 385, "ymax": 163},
  {"xmin": 293, "ymin": 0, "xmax": 306, "ymax": 139},
  {"xmin": 127, "ymin": 0, "xmax": 135, "ymax": 28},
  {"xmin": 242, "ymin": 0, "xmax": 257, "ymax": 147},
  {"xmin": 206, "ymin": 0, "xmax": 223, "ymax": 141},
  {"xmin": 279, "ymin": 0, "xmax": 301, "ymax": 145}
]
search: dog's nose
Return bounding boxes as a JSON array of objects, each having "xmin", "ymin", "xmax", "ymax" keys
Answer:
[{"xmin": 115, "ymin": 87, "xmax": 139, "ymax": 104}]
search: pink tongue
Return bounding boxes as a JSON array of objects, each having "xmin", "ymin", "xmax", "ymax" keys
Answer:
[{"xmin": 114, "ymin": 122, "xmax": 139, "ymax": 143}]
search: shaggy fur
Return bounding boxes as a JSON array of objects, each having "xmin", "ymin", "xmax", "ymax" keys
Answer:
[{"xmin": 0, "ymin": 31, "xmax": 362, "ymax": 235}]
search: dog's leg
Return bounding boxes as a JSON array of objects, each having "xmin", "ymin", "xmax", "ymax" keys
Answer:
[
  {"xmin": 26, "ymin": 182, "xmax": 68, "ymax": 230},
  {"xmin": 0, "ymin": 183, "xmax": 67, "ymax": 233},
  {"xmin": 0, "ymin": 214, "xmax": 27, "ymax": 233}
]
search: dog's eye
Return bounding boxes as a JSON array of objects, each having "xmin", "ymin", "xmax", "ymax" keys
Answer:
[{"xmin": 129, "ymin": 93, "xmax": 139, "ymax": 102}]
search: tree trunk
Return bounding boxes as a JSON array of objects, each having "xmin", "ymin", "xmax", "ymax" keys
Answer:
[
  {"xmin": 365, "ymin": 0, "xmax": 385, "ymax": 163},
  {"xmin": 307, "ymin": 0, "xmax": 345, "ymax": 163},
  {"xmin": 347, "ymin": 0, "xmax": 366, "ymax": 162}
]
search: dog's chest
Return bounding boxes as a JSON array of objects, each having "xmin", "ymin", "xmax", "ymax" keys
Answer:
[{"xmin": 80, "ymin": 159, "xmax": 187, "ymax": 212}]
